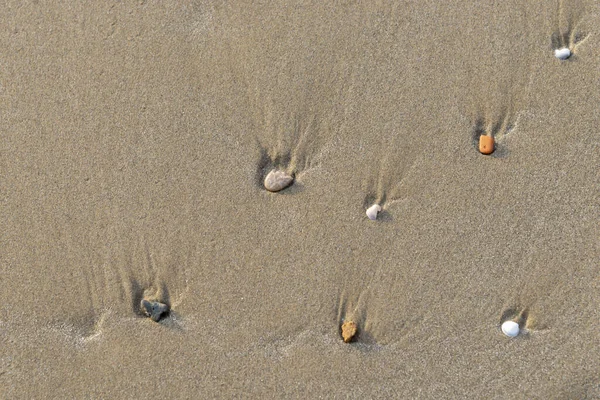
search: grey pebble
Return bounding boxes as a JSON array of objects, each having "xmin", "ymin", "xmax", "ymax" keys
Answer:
[{"xmin": 141, "ymin": 299, "xmax": 169, "ymax": 322}]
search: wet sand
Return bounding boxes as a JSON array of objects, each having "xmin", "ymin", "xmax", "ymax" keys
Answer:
[{"xmin": 1, "ymin": 1, "xmax": 599, "ymax": 398}]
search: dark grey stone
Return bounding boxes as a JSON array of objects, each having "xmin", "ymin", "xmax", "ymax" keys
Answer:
[{"xmin": 141, "ymin": 299, "xmax": 169, "ymax": 322}]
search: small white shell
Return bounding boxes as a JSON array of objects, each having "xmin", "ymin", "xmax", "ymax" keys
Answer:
[
  {"xmin": 264, "ymin": 169, "xmax": 293, "ymax": 192},
  {"xmin": 501, "ymin": 320, "xmax": 520, "ymax": 338},
  {"xmin": 554, "ymin": 47, "xmax": 571, "ymax": 60},
  {"xmin": 366, "ymin": 204, "xmax": 381, "ymax": 221}
]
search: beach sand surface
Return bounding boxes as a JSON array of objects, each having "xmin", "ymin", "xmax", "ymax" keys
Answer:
[{"xmin": 1, "ymin": 1, "xmax": 599, "ymax": 398}]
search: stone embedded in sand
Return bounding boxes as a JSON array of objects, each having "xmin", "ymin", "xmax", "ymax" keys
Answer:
[
  {"xmin": 479, "ymin": 135, "xmax": 495, "ymax": 155},
  {"xmin": 366, "ymin": 204, "xmax": 382, "ymax": 221},
  {"xmin": 264, "ymin": 169, "xmax": 294, "ymax": 192},
  {"xmin": 341, "ymin": 321, "xmax": 358, "ymax": 343},
  {"xmin": 554, "ymin": 47, "xmax": 571, "ymax": 60},
  {"xmin": 141, "ymin": 299, "xmax": 169, "ymax": 322},
  {"xmin": 501, "ymin": 320, "xmax": 520, "ymax": 338}
]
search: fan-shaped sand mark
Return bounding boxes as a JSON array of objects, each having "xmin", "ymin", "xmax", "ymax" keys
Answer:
[
  {"xmin": 361, "ymin": 143, "xmax": 417, "ymax": 221},
  {"xmin": 50, "ymin": 309, "xmax": 111, "ymax": 349},
  {"xmin": 57, "ymin": 254, "xmax": 127, "ymax": 347},
  {"xmin": 471, "ymin": 109, "xmax": 519, "ymax": 158},
  {"xmin": 551, "ymin": 0, "xmax": 592, "ymax": 59},
  {"xmin": 116, "ymin": 235, "xmax": 191, "ymax": 330},
  {"xmin": 254, "ymin": 114, "xmax": 335, "ymax": 194},
  {"xmin": 335, "ymin": 287, "xmax": 382, "ymax": 349}
]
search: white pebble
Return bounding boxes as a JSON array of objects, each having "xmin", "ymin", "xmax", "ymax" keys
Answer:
[
  {"xmin": 554, "ymin": 47, "xmax": 571, "ymax": 60},
  {"xmin": 264, "ymin": 169, "xmax": 293, "ymax": 192},
  {"xmin": 366, "ymin": 204, "xmax": 381, "ymax": 221},
  {"xmin": 501, "ymin": 320, "xmax": 520, "ymax": 338}
]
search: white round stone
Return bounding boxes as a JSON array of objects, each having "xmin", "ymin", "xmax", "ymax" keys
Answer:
[
  {"xmin": 501, "ymin": 320, "xmax": 520, "ymax": 338},
  {"xmin": 366, "ymin": 204, "xmax": 381, "ymax": 221},
  {"xmin": 554, "ymin": 47, "xmax": 571, "ymax": 60}
]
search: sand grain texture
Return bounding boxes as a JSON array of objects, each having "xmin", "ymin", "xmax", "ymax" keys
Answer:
[{"xmin": 1, "ymin": 1, "xmax": 599, "ymax": 398}]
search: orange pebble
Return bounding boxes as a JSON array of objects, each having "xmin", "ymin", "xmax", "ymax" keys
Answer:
[
  {"xmin": 341, "ymin": 321, "xmax": 358, "ymax": 343},
  {"xmin": 479, "ymin": 135, "xmax": 495, "ymax": 155}
]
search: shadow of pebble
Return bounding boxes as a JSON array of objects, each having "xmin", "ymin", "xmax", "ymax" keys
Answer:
[
  {"xmin": 354, "ymin": 328, "xmax": 378, "ymax": 346},
  {"xmin": 376, "ymin": 209, "xmax": 394, "ymax": 223},
  {"xmin": 157, "ymin": 310, "xmax": 185, "ymax": 331},
  {"xmin": 274, "ymin": 180, "xmax": 304, "ymax": 196},
  {"xmin": 489, "ymin": 144, "xmax": 510, "ymax": 159},
  {"xmin": 130, "ymin": 278, "xmax": 144, "ymax": 316}
]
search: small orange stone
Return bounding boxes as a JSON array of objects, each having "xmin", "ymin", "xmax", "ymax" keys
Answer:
[
  {"xmin": 341, "ymin": 321, "xmax": 358, "ymax": 343},
  {"xmin": 479, "ymin": 135, "xmax": 495, "ymax": 155}
]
